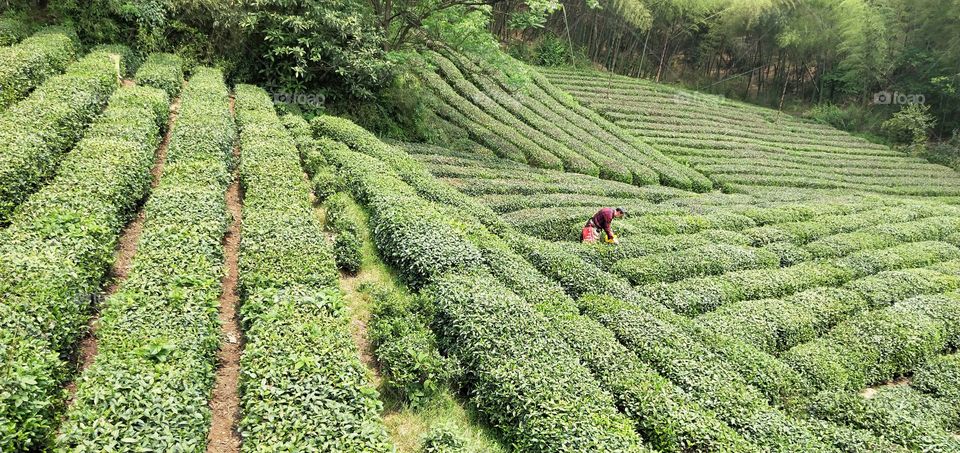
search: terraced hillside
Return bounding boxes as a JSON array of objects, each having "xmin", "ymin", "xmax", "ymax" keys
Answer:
[
  {"xmin": 400, "ymin": 135, "xmax": 960, "ymax": 452},
  {"xmin": 3, "ymin": 33, "xmax": 960, "ymax": 451},
  {"xmin": 541, "ymin": 67, "xmax": 960, "ymax": 198},
  {"xmin": 414, "ymin": 49, "xmax": 713, "ymax": 192}
]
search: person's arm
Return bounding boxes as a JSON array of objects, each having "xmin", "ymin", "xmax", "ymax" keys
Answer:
[
  {"xmin": 603, "ymin": 222, "xmax": 615, "ymax": 240},
  {"xmin": 602, "ymin": 210, "xmax": 615, "ymax": 240}
]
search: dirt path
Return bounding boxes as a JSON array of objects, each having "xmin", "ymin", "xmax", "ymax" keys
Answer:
[
  {"xmin": 206, "ymin": 95, "xmax": 243, "ymax": 453},
  {"xmin": 64, "ymin": 81, "xmax": 181, "ymax": 403},
  {"xmin": 339, "ymin": 271, "xmax": 382, "ymax": 387}
]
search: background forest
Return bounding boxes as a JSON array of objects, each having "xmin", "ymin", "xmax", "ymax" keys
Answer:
[{"xmin": 3, "ymin": 0, "xmax": 959, "ymax": 165}]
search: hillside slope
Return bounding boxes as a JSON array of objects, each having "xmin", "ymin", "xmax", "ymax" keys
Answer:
[
  {"xmin": 413, "ymin": 49, "xmax": 713, "ymax": 192},
  {"xmin": 542, "ymin": 67, "xmax": 960, "ymax": 198}
]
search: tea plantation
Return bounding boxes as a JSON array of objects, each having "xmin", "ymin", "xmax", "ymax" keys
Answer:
[{"xmin": 0, "ymin": 18, "xmax": 959, "ymax": 453}]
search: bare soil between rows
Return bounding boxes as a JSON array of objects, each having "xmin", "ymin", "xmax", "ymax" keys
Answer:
[{"xmin": 206, "ymin": 95, "xmax": 243, "ymax": 453}]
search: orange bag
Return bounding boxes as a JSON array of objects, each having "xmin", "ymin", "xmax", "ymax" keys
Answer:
[{"xmin": 582, "ymin": 226, "xmax": 600, "ymax": 243}]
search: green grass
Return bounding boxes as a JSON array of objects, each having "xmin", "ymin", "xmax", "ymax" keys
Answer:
[{"xmin": 317, "ymin": 192, "xmax": 507, "ymax": 453}]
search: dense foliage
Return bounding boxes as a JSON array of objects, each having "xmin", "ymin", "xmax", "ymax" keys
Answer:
[{"xmin": 0, "ymin": 53, "xmax": 174, "ymax": 451}]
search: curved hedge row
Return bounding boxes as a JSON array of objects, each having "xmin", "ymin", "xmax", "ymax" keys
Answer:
[
  {"xmin": 415, "ymin": 64, "xmax": 564, "ymax": 171},
  {"xmin": 578, "ymin": 294, "xmax": 833, "ymax": 452},
  {"xmin": 424, "ymin": 51, "xmax": 605, "ymax": 180},
  {"xmin": 233, "ymin": 86, "xmax": 390, "ymax": 451},
  {"xmin": 0, "ymin": 79, "xmax": 168, "ymax": 451},
  {"xmin": 524, "ymin": 67, "xmax": 711, "ymax": 191},
  {"xmin": 805, "ymin": 388, "xmax": 960, "ymax": 451},
  {"xmin": 643, "ymin": 240, "xmax": 960, "ymax": 316},
  {"xmin": 741, "ymin": 205, "xmax": 929, "ymax": 246},
  {"xmin": 783, "ymin": 292, "xmax": 960, "ymax": 392},
  {"xmin": 612, "ymin": 243, "xmax": 779, "ymax": 285},
  {"xmin": 697, "ymin": 267, "xmax": 960, "ymax": 354},
  {"xmin": 642, "ymin": 261, "xmax": 852, "ymax": 316},
  {"xmin": 457, "ymin": 216, "xmax": 751, "ymax": 452},
  {"xmin": 0, "ymin": 27, "xmax": 76, "ymax": 110},
  {"xmin": 0, "ymin": 47, "xmax": 126, "ymax": 224},
  {"xmin": 426, "ymin": 273, "xmax": 648, "ymax": 452},
  {"xmin": 805, "ymin": 215, "xmax": 960, "ymax": 258},
  {"xmin": 55, "ymin": 67, "xmax": 232, "ymax": 451},
  {"xmin": 316, "ymin": 132, "xmax": 651, "ymax": 451},
  {"xmin": 312, "ymin": 114, "xmax": 503, "ymax": 230},
  {"xmin": 432, "ymin": 52, "xmax": 651, "ymax": 185}
]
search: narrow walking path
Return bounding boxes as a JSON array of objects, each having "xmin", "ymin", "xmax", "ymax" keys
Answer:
[
  {"xmin": 64, "ymin": 81, "xmax": 182, "ymax": 404},
  {"xmin": 206, "ymin": 95, "xmax": 243, "ymax": 453}
]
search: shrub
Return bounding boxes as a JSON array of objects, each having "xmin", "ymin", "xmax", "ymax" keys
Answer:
[
  {"xmin": 578, "ymin": 294, "xmax": 829, "ymax": 451},
  {"xmin": 426, "ymin": 273, "xmax": 646, "ymax": 451},
  {"xmin": 334, "ymin": 230, "xmax": 362, "ymax": 273},
  {"xmin": 0, "ymin": 16, "xmax": 31, "ymax": 46},
  {"xmin": 232, "ymin": 84, "xmax": 390, "ymax": 451},
  {"xmin": 806, "ymin": 103, "xmax": 851, "ymax": 130},
  {"xmin": 611, "ymin": 243, "xmax": 779, "ymax": 285},
  {"xmin": 369, "ymin": 286, "xmax": 449, "ymax": 406},
  {"xmin": 834, "ymin": 240, "xmax": 960, "ymax": 278},
  {"xmin": 540, "ymin": 303, "xmax": 754, "ymax": 452},
  {"xmin": 311, "ymin": 168, "xmax": 340, "ymax": 202},
  {"xmin": 762, "ymin": 241, "xmax": 812, "ymax": 266},
  {"xmin": 311, "ymin": 114, "xmax": 502, "ymax": 229},
  {"xmin": 642, "ymin": 262, "xmax": 852, "ymax": 316},
  {"xmin": 55, "ymin": 68, "xmax": 232, "ymax": 452},
  {"xmin": 0, "ymin": 27, "xmax": 76, "ymax": 109},
  {"xmin": 414, "ymin": 65, "xmax": 565, "ymax": 171},
  {"xmin": 134, "ymin": 53, "xmax": 184, "ymax": 97},
  {"xmin": 913, "ymin": 353, "xmax": 960, "ymax": 400},
  {"xmin": 0, "ymin": 76, "xmax": 169, "ymax": 451},
  {"xmin": 424, "ymin": 51, "xmax": 605, "ymax": 180},
  {"xmin": 805, "ymin": 389, "xmax": 960, "ymax": 451},
  {"xmin": 0, "ymin": 47, "xmax": 124, "ymax": 224},
  {"xmin": 421, "ymin": 425, "xmax": 466, "ymax": 453},
  {"xmin": 240, "ymin": 287, "xmax": 391, "ymax": 452},
  {"xmin": 783, "ymin": 292, "xmax": 960, "ymax": 391},
  {"xmin": 321, "ymin": 145, "xmax": 484, "ymax": 287}
]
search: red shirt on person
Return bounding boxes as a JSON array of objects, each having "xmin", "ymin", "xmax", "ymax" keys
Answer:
[{"xmin": 588, "ymin": 207, "xmax": 616, "ymax": 239}]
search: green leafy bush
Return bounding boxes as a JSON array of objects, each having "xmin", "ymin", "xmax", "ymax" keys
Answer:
[
  {"xmin": 0, "ymin": 47, "xmax": 123, "ymax": 224},
  {"xmin": 578, "ymin": 294, "xmax": 830, "ymax": 451},
  {"xmin": 0, "ymin": 73, "xmax": 168, "ymax": 450},
  {"xmin": 369, "ymin": 286, "xmax": 450, "ymax": 406},
  {"xmin": 612, "ymin": 243, "xmax": 779, "ymax": 285},
  {"xmin": 134, "ymin": 53, "xmax": 184, "ymax": 97},
  {"xmin": 232, "ymin": 84, "xmax": 390, "ymax": 451},
  {"xmin": 310, "ymin": 168, "xmax": 340, "ymax": 202},
  {"xmin": 427, "ymin": 273, "xmax": 646, "ymax": 451},
  {"xmin": 913, "ymin": 353, "xmax": 960, "ymax": 400},
  {"xmin": 0, "ymin": 16, "xmax": 31, "ymax": 46},
  {"xmin": 783, "ymin": 292, "xmax": 960, "ymax": 391},
  {"xmin": 642, "ymin": 261, "xmax": 852, "ymax": 316},
  {"xmin": 312, "ymin": 114, "xmax": 502, "ymax": 229},
  {"xmin": 0, "ymin": 27, "xmax": 76, "ymax": 110},
  {"xmin": 421, "ymin": 425, "xmax": 467, "ymax": 453},
  {"xmin": 55, "ymin": 67, "xmax": 230, "ymax": 452},
  {"xmin": 334, "ymin": 230, "xmax": 362, "ymax": 273},
  {"xmin": 242, "ymin": 0, "xmax": 393, "ymax": 100},
  {"xmin": 805, "ymin": 388, "xmax": 960, "ymax": 451}
]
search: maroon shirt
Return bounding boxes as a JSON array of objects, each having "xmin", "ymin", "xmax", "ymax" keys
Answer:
[{"xmin": 587, "ymin": 208, "xmax": 616, "ymax": 238}]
